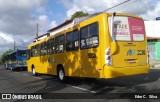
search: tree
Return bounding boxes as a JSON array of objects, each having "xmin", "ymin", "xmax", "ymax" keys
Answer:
[
  {"xmin": 0, "ymin": 49, "xmax": 13, "ymax": 63},
  {"xmin": 71, "ymin": 11, "xmax": 89, "ymax": 19}
]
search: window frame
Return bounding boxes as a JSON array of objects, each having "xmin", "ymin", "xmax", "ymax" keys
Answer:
[
  {"xmin": 33, "ymin": 44, "xmax": 40, "ymax": 57},
  {"xmin": 66, "ymin": 29, "xmax": 79, "ymax": 52},
  {"xmin": 27, "ymin": 49, "xmax": 30, "ymax": 60},
  {"xmin": 55, "ymin": 34, "xmax": 65, "ymax": 54},
  {"xmin": 40, "ymin": 42, "xmax": 47, "ymax": 56},
  {"xmin": 31, "ymin": 46, "xmax": 35, "ymax": 57},
  {"xmin": 47, "ymin": 38, "xmax": 55, "ymax": 55},
  {"xmin": 80, "ymin": 22, "xmax": 99, "ymax": 50}
]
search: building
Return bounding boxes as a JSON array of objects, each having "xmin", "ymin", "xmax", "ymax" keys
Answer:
[
  {"xmin": 145, "ymin": 21, "xmax": 160, "ymax": 60},
  {"xmin": 48, "ymin": 13, "xmax": 99, "ymax": 35},
  {"xmin": 34, "ymin": 33, "xmax": 50, "ymax": 42}
]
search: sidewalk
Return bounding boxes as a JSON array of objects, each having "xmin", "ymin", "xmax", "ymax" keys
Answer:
[{"xmin": 149, "ymin": 60, "xmax": 160, "ymax": 69}]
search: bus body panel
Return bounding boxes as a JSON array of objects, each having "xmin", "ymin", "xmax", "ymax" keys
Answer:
[
  {"xmin": 78, "ymin": 14, "xmax": 104, "ymax": 78},
  {"xmin": 103, "ymin": 64, "xmax": 150, "ymax": 78},
  {"xmin": 5, "ymin": 50, "xmax": 27, "ymax": 70},
  {"xmin": 47, "ymin": 54, "xmax": 57, "ymax": 75},
  {"xmin": 107, "ymin": 16, "xmax": 148, "ymax": 68},
  {"xmin": 27, "ymin": 13, "xmax": 150, "ymax": 79},
  {"xmin": 111, "ymin": 42, "xmax": 148, "ymax": 68}
]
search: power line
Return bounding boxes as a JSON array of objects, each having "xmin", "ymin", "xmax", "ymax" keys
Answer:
[
  {"xmin": 109, "ymin": 0, "xmax": 138, "ymax": 12},
  {"xmin": 102, "ymin": 0, "xmax": 131, "ymax": 12},
  {"xmin": 101, "ymin": 0, "xmax": 138, "ymax": 13},
  {"xmin": 36, "ymin": 23, "xmax": 39, "ymax": 40}
]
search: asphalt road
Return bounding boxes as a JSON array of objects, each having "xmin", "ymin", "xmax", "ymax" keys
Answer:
[{"xmin": 0, "ymin": 64, "xmax": 160, "ymax": 102}]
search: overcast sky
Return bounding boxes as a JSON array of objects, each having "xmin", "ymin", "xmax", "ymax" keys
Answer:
[{"xmin": 0, "ymin": 0, "xmax": 159, "ymax": 55}]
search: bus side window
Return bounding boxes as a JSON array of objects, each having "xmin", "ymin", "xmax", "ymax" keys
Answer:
[
  {"xmin": 35, "ymin": 45, "xmax": 38, "ymax": 56},
  {"xmin": 55, "ymin": 36, "xmax": 59, "ymax": 53},
  {"xmin": 72, "ymin": 30, "xmax": 79, "ymax": 50},
  {"xmin": 44, "ymin": 42, "xmax": 47, "ymax": 55},
  {"xmin": 80, "ymin": 26, "xmax": 88, "ymax": 49},
  {"xmin": 37, "ymin": 44, "xmax": 40, "ymax": 56},
  {"xmin": 59, "ymin": 35, "xmax": 65, "ymax": 52},
  {"xmin": 66, "ymin": 32, "xmax": 72, "ymax": 51},
  {"xmin": 27, "ymin": 49, "xmax": 30, "ymax": 60},
  {"xmin": 55, "ymin": 35, "xmax": 65, "ymax": 53},
  {"xmin": 31, "ymin": 46, "xmax": 35, "ymax": 57},
  {"xmin": 40, "ymin": 42, "xmax": 47, "ymax": 56},
  {"xmin": 88, "ymin": 22, "xmax": 99, "ymax": 47},
  {"xmin": 40, "ymin": 43, "xmax": 43, "ymax": 55},
  {"xmin": 66, "ymin": 30, "xmax": 79, "ymax": 51},
  {"xmin": 47, "ymin": 40, "xmax": 51, "ymax": 54},
  {"xmin": 80, "ymin": 22, "xmax": 99, "ymax": 49},
  {"xmin": 47, "ymin": 38, "xmax": 55, "ymax": 55}
]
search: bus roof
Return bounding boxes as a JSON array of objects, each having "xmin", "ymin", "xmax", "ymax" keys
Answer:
[
  {"xmin": 28, "ymin": 12, "xmax": 143, "ymax": 48},
  {"xmin": 6, "ymin": 50, "xmax": 27, "ymax": 56}
]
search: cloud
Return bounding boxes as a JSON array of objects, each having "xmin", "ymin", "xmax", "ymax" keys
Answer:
[
  {"xmin": 38, "ymin": 15, "xmax": 49, "ymax": 34},
  {"xmin": 0, "ymin": 32, "xmax": 15, "ymax": 54},
  {"xmin": 142, "ymin": 1, "xmax": 160, "ymax": 20},
  {"xmin": 60, "ymin": 0, "xmax": 73, "ymax": 9},
  {"xmin": 62, "ymin": 0, "xmax": 159, "ymax": 20},
  {"xmin": 1, "ymin": 0, "xmax": 159, "ymax": 55},
  {"xmin": 0, "ymin": 31, "xmax": 34, "ymax": 54},
  {"xmin": 64, "ymin": 0, "xmax": 125, "ymax": 17},
  {"xmin": 39, "ymin": 15, "xmax": 48, "ymax": 21},
  {"xmin": 67, "ymin": 4, "xmax": 81, "ymax": 18},
  {"xmin": 0, "ymin": 0, "xmax": 48, "ymax": 35},
  {"xmin": 0, "ymin": 0, "xmax": 59, "ymax": 55},
  {"xmin": 0, "ymin": 32, "xmax": 14, "ymax": 43},
  {"xmin": 50, "ymin": 20, "xmax": 57, "ymax": 28},
  {"xmin": 0, "ymin": 0, "xmax": 49, "ymax": 55},
  {"xmin": 37, "ymin": 15, "xmax": 58, "ymax": 35}
]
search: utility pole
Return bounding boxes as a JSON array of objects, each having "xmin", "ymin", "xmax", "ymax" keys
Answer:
[
  {"xmin": 14, "ymin": 41, "xmax": 15, "ymax": 51},
  {"xmin": 36, "ymin": 23, "xmax": 39, "ymax": 41}
]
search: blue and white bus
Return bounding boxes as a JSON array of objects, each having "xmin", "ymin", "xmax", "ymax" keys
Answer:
[{"xmin": 5, "ymin": 50, "xmax": 27, "ymax": 71}]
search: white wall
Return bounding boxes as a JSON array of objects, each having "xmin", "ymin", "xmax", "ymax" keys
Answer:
[
  {"xmin": 50, "ymin": 21, "xmax": 74, "ymax": 36},
  {"xmin": 145, "ymin": 21, "xmax": 160, "ymax": 37}
]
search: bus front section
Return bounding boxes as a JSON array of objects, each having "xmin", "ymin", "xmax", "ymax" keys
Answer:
[{"xmin": 104, "ymin": 13, "xmax": 150, "ymax": 78}]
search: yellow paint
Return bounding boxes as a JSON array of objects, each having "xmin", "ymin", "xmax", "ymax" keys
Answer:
[{"xmin": 111, "ymin": 42, "xmax": 117, "ymax": 55}]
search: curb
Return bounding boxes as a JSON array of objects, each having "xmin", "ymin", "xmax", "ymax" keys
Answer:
[{"xmin": 150, "ymin": 64, "xmax": 160, "ymax": 69}]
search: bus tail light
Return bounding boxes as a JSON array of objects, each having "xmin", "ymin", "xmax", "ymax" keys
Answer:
[{"xmin": 105, "ymin": 47, "xmax": 112, "ymax": 66}]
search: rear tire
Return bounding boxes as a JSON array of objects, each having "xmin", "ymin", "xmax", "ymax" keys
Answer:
[
  {"xmin": 11, "ymin": 67, "xmax": 14, "ymax": 71},
  {"xmin": 32, "ymin": 67, "xmax": 38, "ymax": 76},
  {"xmin": 5, "ymin": 64, "xmax": 8, "ymax": 70},
  {"xmin": 57, "ymin": 67, "xmax": 67, "ymax": 82}
]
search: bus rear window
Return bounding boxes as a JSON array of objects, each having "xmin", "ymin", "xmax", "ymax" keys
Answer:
[{"xmin": 108, "ymin": 16, "xmax": 145, "ymax": 41}]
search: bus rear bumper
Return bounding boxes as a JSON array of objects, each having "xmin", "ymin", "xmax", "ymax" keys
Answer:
[{"xmin": 103, "ymin": 64, "xmax": 150, "ymax": 79}]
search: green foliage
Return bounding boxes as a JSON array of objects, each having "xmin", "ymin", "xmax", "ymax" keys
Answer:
[
  {"xmin": 71, "ymin": 11, "xmax": 89, "ymax": 19},
  {"xmin": 0, "ymin": 49, "xmax": 13, "ymax": 63},
  {"xmin": 0, "ymin": 59, "xmax": 2, "ymax": 64}
]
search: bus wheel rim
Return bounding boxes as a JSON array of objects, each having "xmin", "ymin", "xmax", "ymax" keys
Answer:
[
  {"xmin": 32, "ymin": 68, "xmax": 35, "ymax": 75},
  {"xmin": 59, "ymin": 70, "xmax": 64, "ymax": 80}
]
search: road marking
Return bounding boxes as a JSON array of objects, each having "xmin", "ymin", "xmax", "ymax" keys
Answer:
[
  {"xmin": 34, "ymin": 77, "xmax": 42, "ymax": 79},
  {"xmin": 144, "ymin": 77, "xmax": 149, "ymax": 80},
  {"xmin": 14, "ymin": 72, "xmax": 20, "ymax": 74},
  {"xmin": 45, "ymin": 84, "xmax": 59, "ymax": 89},
  {"xmin": 66, "ymin": 84, "xmax": 96, "ymax": 93},
  {"xmin": 23, "ymin": 74, "xmax": 30, "ymax": 76}
]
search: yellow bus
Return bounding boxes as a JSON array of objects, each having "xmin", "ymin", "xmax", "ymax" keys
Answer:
[{"xmin": 27, "ymin": 12, "xmax": 150, "ymax": 82}]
